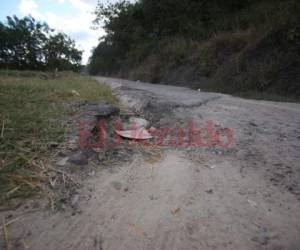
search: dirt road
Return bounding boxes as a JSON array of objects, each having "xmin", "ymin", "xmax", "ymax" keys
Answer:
[{"xmin": 4, "ymin": 77, "xmax": 300, "ymax": 250}]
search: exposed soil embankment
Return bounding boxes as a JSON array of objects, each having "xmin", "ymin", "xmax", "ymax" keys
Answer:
[
  {"xmin": 89, "ymin": 0, "xmax": 300, "ymax": 101},
  {"xmin": 122, "ymin": 27, "xmax": 300, "ymax": 101}
]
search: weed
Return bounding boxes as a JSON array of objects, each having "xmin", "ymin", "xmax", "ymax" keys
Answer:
[{"xmin": 0, "ymin": 71, "xmax": 115, "ymax": 204}]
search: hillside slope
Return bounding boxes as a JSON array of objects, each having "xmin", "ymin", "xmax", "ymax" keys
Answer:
[{"xmin": 89, "ymin": 0, "xmax": 300, "ymax": 101}]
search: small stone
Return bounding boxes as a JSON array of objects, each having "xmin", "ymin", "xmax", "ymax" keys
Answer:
[
  {"xmin": 248, "ymin": 199, "xmax": 258, "ymax": 208},
  {"xmin": 49, "ymin": 141, "xmax": 59, "ymax": 148},
  {"xmin": 97, "ymin": 151, "xmax": 106, "ymax": 161},
  {"xmin": 89, "ymin": 171, "xmax": 96, "ymax": 177},
  {"xmin": 111, "ymin": 181, "xmax": 122, "ymax": 190},
  {"xmin": 249, "ymin": 121, "xmax": 258, "ymax": 127},
  {"xmin": 205, "ymin": 189, "xmax": 213, "ymax": 194},
  {"xmin": 171, "ymin": 207, "xmax": 180, "ymax": 215},
  {"xmin": 71, "ymin": 89, "xmax": 80, "ymax": 97},
  {"xmin": 252, "ymin": 233, "xmax": 270, "ymax": 245},
  {"xmin": 71, "ymin": 194, "xmax": 80, "ymax": 207},
  {"xmin": 57, "ymin": 151, "xmax": 67, "ymax": 157},
  {"xmin": 56, "ymin": 157, "xmax": 69, "ymax": 166},
  {"xmin": 69, "ymin": 152, "xmax": 88, "ymax": 165}
]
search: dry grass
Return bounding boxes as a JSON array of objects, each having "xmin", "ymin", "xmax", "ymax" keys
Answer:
[{"xmin": 0, "ymin": 71, "xmax": 115, "ymax": 204}]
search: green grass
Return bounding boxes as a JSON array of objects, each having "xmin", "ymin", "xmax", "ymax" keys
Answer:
[{"xmin": 0, "ymin": 71, "xmax": 115, "ymax": 204}]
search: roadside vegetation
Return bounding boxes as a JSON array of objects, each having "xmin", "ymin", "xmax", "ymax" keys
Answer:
[
  {"xmin": 89, "ymin": 0, "xmax": 300, "ymax": 101},
  {"xmin": 0, "ymin": 71, "xmax": 114, "ymax": 206},
  {"xmin": 0, "ymin": 16, "xmax": 82, "ymax": 71}
]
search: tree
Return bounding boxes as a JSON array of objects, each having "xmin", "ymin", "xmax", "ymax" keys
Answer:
[
  {"xmin": 44, "ymin": 33, "xmax": 82, "ymax": 71},
  {"xmin": 0, "ymin": 15, "xmax": 82, "ymax": 71},
  {"xmin": 89, "ymin": 0, "xmax": 299, "ymax": 76}
]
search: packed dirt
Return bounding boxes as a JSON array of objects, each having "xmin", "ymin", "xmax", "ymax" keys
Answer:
[{"xmin": 1, "ymin": 77, "xmax": 300, "ymax": 250}]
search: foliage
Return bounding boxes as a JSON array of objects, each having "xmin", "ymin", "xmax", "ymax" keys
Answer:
[
  {"xmin": 0, "ymin": 16, "xmax": 82, "ymax": 71},
  {"xmin": 89, "ymin": 0, "xmax": 300, "ymax": 100}
]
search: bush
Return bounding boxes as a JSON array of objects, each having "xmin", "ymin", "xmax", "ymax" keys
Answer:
[{"xmin": 89, "ymin": 0, "xmax": 300, "ymax": 101}]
